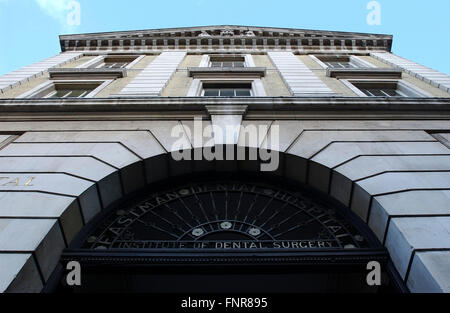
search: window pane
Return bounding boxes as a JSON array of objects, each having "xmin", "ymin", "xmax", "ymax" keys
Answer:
[
  {"xmin": 360, "ymin": 87, "xmax": 402, "ymax": 97},
  {"xmin": 51, "ymin": 88, "xmax": 94, "ymax": 98},
  {"xmin": 360, "ymin": 89, "xmax": 373, "ymax": 97},
  {"xmin": 219, "ymin": 89, "xmax": 235, "ymax": 97},
  {"xmin": 234, "ymin": 62, "xmax": 245, "ymax": 68},
  {"xmin": 58, "ymin": 90, "xmax": 75, "ymax": 97},
  {"xmin": 382, "ymin": 89, "xmax": 401, "ymax": 97},
  {"xmin": 50, "ymin": 90, "xmax": 70, "ymax": 98},
  {"xmin": 326, "ymin": 61, "xmax": 358, "ymax": 69},
  {"xmin": 204, "ymin": 89, "xmax": 219, "ymax": 96},
  {"xmin": 103, "ymin": 62, "xmax": 128, "ymax": 68},
  {"xmin": 326, "ymin": 62, "xmax": 339, "ymax": 68},
  {"xmin": 235, "ymin": 89, "xmax": 251, "ymax": 96},
  {"xmin": 367, "ymin": 89, "xmax": 385, "ymax": 97},
  {"xmin": 69, "ymin": 89, "xmax": 89, "ymax": 97},
  {"xmin": 342, "ymin": 62, "xmax": 354, "ymax": 68},
  {"xmin": 211, "ymin": 62, "xmax": 221, "ymax": 68},
  {"xmin": 222, "ymin": 62, "xmax": 233, "ymax": 68},
  {"xmin": 339, "ymin": 62, "xmax": 356, "ymax": 68},
  {"xmin": 203, "ymin": 83, "xmax": 252, "ymax": 97},
  {"xmin": 113, "ymin": 62, "xmax": 127, "ymax": 68}
]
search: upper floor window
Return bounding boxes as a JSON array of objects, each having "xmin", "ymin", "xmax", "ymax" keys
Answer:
[
  {"xmin": 44, "ymin": 83, "xmax": 100, "ymax": 98},
  {"xmin": 99, "ymin": 61, "xmax": 129, "ymax": 69},
  {"xmin": 18, "ymin": 80, "xmax": 111, "ymax": 99},
  {"xmin": 324, "ymin": 61, "xmax": 358, "ymax": 69},
  {"xmin": 203, "ymin": 83, "xmax": 252, "ymax": 97},
  {"xmin": 357, "ymin": 83, "xmax": 403, "ymax": 97},
  {"xmin": 210, "ymin": 57, "xmax": 246, "ymax": 68},
  {"xmin": 344, "ymin": 80, "xmax": 431, "ymax": 98},
  {"xmin": 86, "ymin": 55, "xmax": 142, "ymax": 69},
  {"xmin": 312, "ymin": 55, "xmax": 375, "ymax": 69}
]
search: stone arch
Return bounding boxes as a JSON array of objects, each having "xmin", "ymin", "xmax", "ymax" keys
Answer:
[{"xmin": 0, "ymin": 143, "xmax": 404, "ymax": 292}]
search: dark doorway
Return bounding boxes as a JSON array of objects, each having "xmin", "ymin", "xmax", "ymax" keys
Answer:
[{"xmin": 55, "ymin": 173, "xmax": 406, "ymax": 293}]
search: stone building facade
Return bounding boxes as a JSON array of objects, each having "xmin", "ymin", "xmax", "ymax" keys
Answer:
[{"xmin": 0, "ymin": 26, "xmax": 449, "ymax": 293}]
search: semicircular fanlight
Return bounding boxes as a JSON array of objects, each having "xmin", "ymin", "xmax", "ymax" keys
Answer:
[{"xmin": 83, "ymin": 180, "xmax": 371, "ymax": 252}]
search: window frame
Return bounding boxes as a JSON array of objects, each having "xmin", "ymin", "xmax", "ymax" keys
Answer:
[
  {"xmin": 189, "ymin": 54, "xmax": 263, "ymax": 97},
  {"xmin": 187, "ymin": 78, "xmax": 266, "ymax": 97},
  {"xmin": 96, "ymin": 61, "xmax": 129, "ymax": 69},
  {"xmin": 78, "ymin": 55, "xmax": 145, "ymax": 70},
  {"xmin": 340, "ymin": 78, "xmax": 432, "ymax": 98},
  {"xmin": 18, "ymin": 79, "xmax": 114, "ymax": 99},
  {"xmin": 323, "ymin": 61, "xmax": 358, "ymax": 69},
  {"xmin": 199, "ymin": 54, "xmax": 256, "ymax": 68},
  {"xmin": 210, "ymin": 60, "xmax": 246, "ymax": 68},
  {"xmin": 310, "ymin": 55, "xmax": 376, "ymax": 69},
  {"xmin": 201, "ymin": 83, "xmax": 253, "ymax": 97}
]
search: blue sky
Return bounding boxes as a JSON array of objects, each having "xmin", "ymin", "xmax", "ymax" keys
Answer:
[{"xmin": 0, "ymin": 0, "xmax": 449, "ymax": 75}]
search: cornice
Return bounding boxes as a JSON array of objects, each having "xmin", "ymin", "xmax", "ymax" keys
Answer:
[
  {"xmin": 60, "ymin": 25, "xmax": 392, "ymax": 40},
  {"xmin": 0, "ymin": 97, "xmax": 448, "ymax": 121},
  {"xmin": 59, "ymin": 25, "xmax": 393, "ymax": 53}
]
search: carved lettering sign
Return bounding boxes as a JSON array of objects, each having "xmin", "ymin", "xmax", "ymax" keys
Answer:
[
  {"xmin": 83, "ymin": 181, "xmax": 368, "ymax": 251},
  {"xmin": 107, "ymin": 240, "xmax": 336, "ymax": 250},
  {"xmin": 0, "ymin": 177, "xmax": 35, "ymax": 187}
]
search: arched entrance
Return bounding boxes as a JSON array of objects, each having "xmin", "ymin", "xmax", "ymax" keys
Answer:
[{"xmin": 56, "ymin": 171, "xmax": 403, "ymax": 293}]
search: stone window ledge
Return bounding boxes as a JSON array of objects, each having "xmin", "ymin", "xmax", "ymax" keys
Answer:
[
  {"xmin": 48, "ymin": 68, "xmax": 127, "ymax": 80},
  {"xmin": 326, "ymin": 68, "xmax": 402, "ymax": 79}
]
